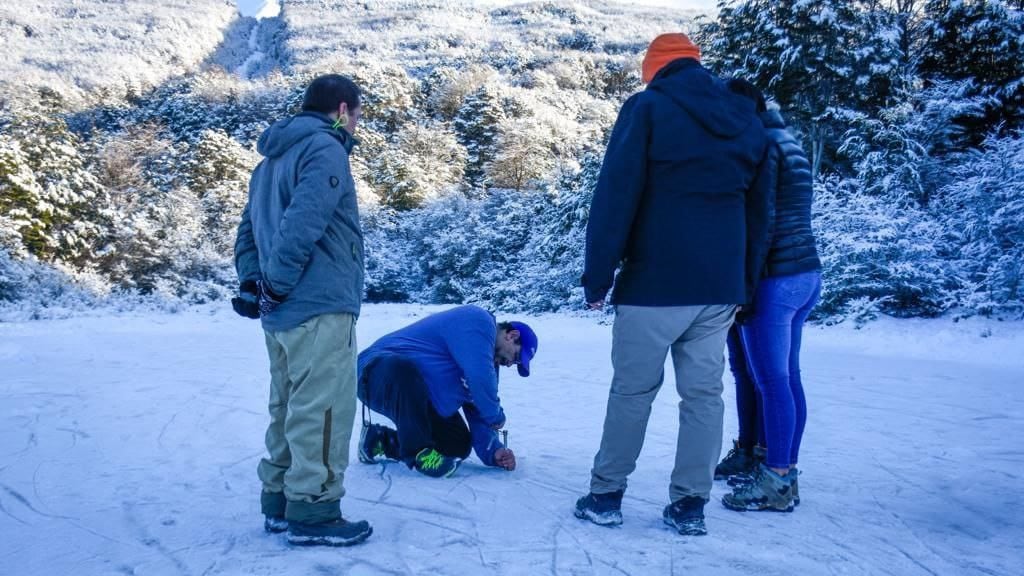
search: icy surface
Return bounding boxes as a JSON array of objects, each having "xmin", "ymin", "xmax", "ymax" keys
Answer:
[{"xmin": 1, "ymin": 304, "xmax": 1021, "ymax": 575}]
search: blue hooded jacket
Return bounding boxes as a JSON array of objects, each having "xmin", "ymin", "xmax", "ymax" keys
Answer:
[
  {"xmin": 357, "ymin": 305, "xmax": 507, "ymax": 465},
  {"xmin": 582, "ymin": 59, "xmax": 773, "ymax": 306},
  {"xmin": 234, "ymin": 112, "xmax": 364, "ymax": 332}
]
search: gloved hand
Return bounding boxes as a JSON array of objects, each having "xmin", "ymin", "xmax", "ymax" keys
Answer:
[
  {"xmin": 735, "ymin": 302, "xmax": 757, "ymax": 325},
  {"xmin": 231, "ymin": 280, "xmax": 260, "ymax": 319},
  {"xmin": 257, "ymin": 279, "xmax": 286, "ymax": 317}
]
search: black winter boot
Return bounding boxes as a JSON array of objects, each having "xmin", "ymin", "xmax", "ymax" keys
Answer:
[
  {"xmin": 714, "ymin": 439, "xmax": 757, "ymax": 480},
  {"xmin": 574, "ymin": 490, "xmax": 625, "ymax": 526},
  {"xmin": 663, "ymin": 496, "xmax": 708, "ymax": 536}
]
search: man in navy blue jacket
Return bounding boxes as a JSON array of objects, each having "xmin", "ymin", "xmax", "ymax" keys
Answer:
[
  {"xmin": 574, "ymin": 33, "xmax": 774, "ymax": 537},
  {"xmin": 356, "ymin": 305, "xmax": 538, "ymax": 478}
]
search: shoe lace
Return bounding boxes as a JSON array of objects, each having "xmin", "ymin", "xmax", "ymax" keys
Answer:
[
  {"xmin": 733, "ymin": 467, "xmax": 767, "ymax": 498},
  {"xmin": 418, "ymin": 449, "xmax": 444, "ymax": 471}
]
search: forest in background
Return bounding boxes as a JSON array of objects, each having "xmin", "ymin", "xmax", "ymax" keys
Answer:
[{"xmin": 1, "ymin": 0, "xmax": 1021, "ymax": 323}]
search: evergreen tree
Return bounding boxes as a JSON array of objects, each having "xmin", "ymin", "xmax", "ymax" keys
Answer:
[
  {"xmin": 837, "ymin": 79, "xmax": 989, "ymax": 205},
  {"xmin": 453, "ymin": 85, "xmax": 506, "ymax": 191},
  {"xmin": 0, "ymin": 106, "xmax": 106, "ymax": 266},
  {"xmin": 368, "ymin": 123, "xmax": 465, "ymax": 210},
  {"xmin": 918, "ymin": 0, "xmax": 1024, "ymax": 143},
  {"xmin": 935, "ymin": 132, "xmax": 1024, "ymax": 317},
  {"xmin": 701, "ymin": 0, "xmax": 903, "ymax": 176},
  {"xmin": 361, "ymin": 206, "xmax": 421, "ymax": 302},
  {"xmin": 813, "ymin": 176, "xmax": 957, "ymax": 320},
  {"xmin": 184, "ymin": 129, "xmax": 257, "ymax": 254},
  {"xmin": 515, "ymin": 151, "xmax": 602, "ymax": 311}
]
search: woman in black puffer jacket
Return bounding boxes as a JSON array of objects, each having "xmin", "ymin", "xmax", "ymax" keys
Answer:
[{"xmin": 718, "ymin": 79, "xmax": 822, "ymax": 513}]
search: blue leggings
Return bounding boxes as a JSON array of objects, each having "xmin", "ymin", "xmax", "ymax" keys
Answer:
[{"xmin": 738, "ymin": 271, "xmax": 821, "ymax": 469}]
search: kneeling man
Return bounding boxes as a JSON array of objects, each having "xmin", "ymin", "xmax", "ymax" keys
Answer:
[{"xmin": 357, "ymin": 305, "xmax": 537, "ymax": 477}]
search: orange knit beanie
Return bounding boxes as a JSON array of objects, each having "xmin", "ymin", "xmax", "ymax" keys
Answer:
[{"xmin": 641, "ymin": 33, "xmax": 701, "ymax": 84}]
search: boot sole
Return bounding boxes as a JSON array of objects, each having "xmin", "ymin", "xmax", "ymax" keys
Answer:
[
  {"xmin": 662, "ymin": 517, "xmax": 707, "ymax": 536},
  {"xmin": 721, "ymin": 497, "xmax": 794, "ymax": 513},
  {"xmin": 573, "ymin": 507, "xmax": 623, "ymax": 526},
  {"xmin": 264, "ymin": 517, "xmax": 288, "ymax": 534},
  {"xmin": 287, "ymin": 526, "xmax": 373, "ymax": 547}
]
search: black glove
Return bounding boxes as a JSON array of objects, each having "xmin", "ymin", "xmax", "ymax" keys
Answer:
[
  {"xmin": 231, "ymin": 280, "xmax": 260, "ymax": 319},
  {"xmin": 257, "ymin": 279, "xmax": 286, "ymax": 317},
  {"xmin": 735, "ymin": 302, "xmax": 757, "ymax": 325}
]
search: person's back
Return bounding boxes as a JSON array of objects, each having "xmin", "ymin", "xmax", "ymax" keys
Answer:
[
  {"xmin": 714, "ymin": 78, "xmax": 823, "ymax": 514},
  {"xmin": 759, "ymin": 109, "xmax": 821, "ymax": 278},
  {"xmin": 233, "ymin": 74, "xmax": 371, "ymax": 547},
  {"xmin": 358, "ymin": 305, "xmax": 504, "ymax": 425},
  {"xmin": 577, "ymin": 33, "xmax": 773, "ymax": 538},
  {"xmin": 243, "ymin": 113, "xmax": 364, "ymax": 332},
  {"xmin": 583, "ymin": 58, "xmax": 768, "ymax": 306}
]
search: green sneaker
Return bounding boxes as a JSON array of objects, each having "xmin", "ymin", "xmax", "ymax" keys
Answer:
[{"xmin": 412, "ymin": 448, "xmax": 460, "ymax": 478}]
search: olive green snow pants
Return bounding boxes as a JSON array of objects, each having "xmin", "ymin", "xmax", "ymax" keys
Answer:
[{"xmin": 258, "ymin": 312, "xmax": 357, "ymax": 524}]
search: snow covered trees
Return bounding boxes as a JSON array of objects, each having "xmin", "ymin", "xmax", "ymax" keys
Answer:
[
  {"xmin": 0, "ymin": 102, "xmax": 105, "ymax": 267},
  {"xmin": 2, "ymin": 0, "xmax": 1022, "ymax": 319},
  {"xmin": 700, "ymin": 0, "xmax": 902, "ymax": 176}
]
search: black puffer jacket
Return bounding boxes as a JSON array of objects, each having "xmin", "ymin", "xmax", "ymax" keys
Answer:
[{"xmin": 761, "ymin": 109, "xmax": 821, "ymax": 278}]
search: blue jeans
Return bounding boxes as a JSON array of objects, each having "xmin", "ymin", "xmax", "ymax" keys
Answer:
[{"xmin": 739, "ymin": 271, "xmax": 821, "ymax": 469}]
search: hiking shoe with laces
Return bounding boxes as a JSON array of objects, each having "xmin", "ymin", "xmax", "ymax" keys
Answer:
[
  {"xmin": 726, "ymin": 445, "xmax": 766, "ymax": 485},
  {"xmin": 264, "ymin": 515, "xmax": 288, "ymax": 534},
  {"xmin": 411, "ymin": 447, "xmax": 460, "ymax": 478},
  {"xmin": 358, "ymin": 423, "xmax": 400, "ymax": 464},
  {"xmin": 715, "ymin": 439, "xmax": 757, "ymax": 480},
  {"xmin": 663, "ymin": 496, "xmax": 708, "ymax": 536},
  {"xmin": 574, "ymin": 490, "xmax": 624, "ymax": 526},
  {"xmin": 287, "ymin": 517, "xmax": 373, "ymax": 547},
  {"xmin": 727, "ymin": 472, "xmax": 754, "ymax": 487},
  {"xmin": 722, "ymin": 463, "xmax": 794, "ymax": 512}
]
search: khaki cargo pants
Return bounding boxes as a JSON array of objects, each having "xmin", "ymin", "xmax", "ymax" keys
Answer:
[{"xmin": 258, "ymin": 312, "xmax": 357, "ymax": 524}]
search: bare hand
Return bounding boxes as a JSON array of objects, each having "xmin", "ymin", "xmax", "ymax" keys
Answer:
[
  {"xmin": 586, "ymin": 299, "xmax": 605, "ymax": 311},
  {"xmin": 494, "ymin": 448, "xmax": 516, "ymax": 471}
]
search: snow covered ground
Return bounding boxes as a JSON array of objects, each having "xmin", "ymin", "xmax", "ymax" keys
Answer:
[{"xmin": 1, "ymin": 304, "xmax": 1021, "ymax": 575}]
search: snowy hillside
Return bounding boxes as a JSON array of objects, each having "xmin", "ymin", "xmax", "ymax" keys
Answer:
[
  {"xmin": 1, "ymin": 304, "xmax": 1021, "ymax": 575},
  {"xmin": 0, "ymin": 0, "xmax": 239, "ymax": 106},
  {"xmin": 282, "ymin": 0, "xmax": 700, "ymax": 76}
]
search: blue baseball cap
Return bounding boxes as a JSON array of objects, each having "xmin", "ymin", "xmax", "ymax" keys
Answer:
[{"xmin": 508, "ymin": 321, "xmax": 538, "ymax": 377}]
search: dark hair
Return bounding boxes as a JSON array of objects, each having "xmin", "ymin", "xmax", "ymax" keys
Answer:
[
  {"xmin": 497, "ymin": 321, "xmax": 521, "ymax": 344},
  {"xmin": 301, "ymin": 74, "xmax": 361, "ymax": 114},
  {"xmin": 726, "ymin": 78, "xmax": 767, "ymax": 113}
]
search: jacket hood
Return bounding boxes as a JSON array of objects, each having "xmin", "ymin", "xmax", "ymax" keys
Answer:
[
  {"xmin": 647, "ymin": 59, "xmax": 756, "ymax": 139},
  {"xmin": 760, "ymin": 108, "xmax": 787, "ymax": 130},
  {"xmin": 256, "ymin": 111, "xmax": 356, "ymax": 158}
]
